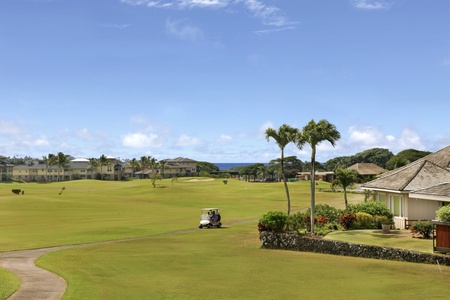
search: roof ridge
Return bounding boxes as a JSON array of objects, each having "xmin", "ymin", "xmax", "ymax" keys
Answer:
[{"xmin": 399, "ymin": 160, "xmax": 427, "ymax": 190}]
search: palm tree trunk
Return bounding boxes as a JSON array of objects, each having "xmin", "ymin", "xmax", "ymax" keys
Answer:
[
  {"xmin": 281, "ymin": 152, "xmax": 291, "ymax": 215},
  {"xmin": 344, "ymin": 188, "xmax": 348, "ymax": 209},
  {"xmin": 310, "ymin": 148, "xmax": 316, "ymax": 234}
]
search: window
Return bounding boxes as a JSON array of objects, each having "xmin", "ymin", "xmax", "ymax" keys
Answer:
[
  {"xmin": 378, "ymin": 193, "xmax": 386, "ymax": 203},
  {"xmin": 389, "ymin": 195, "xmax": 404, "ymax": 217},
  {"xmin": 107, "ymin": 166, "xmax": 112, "ymax": 172}
]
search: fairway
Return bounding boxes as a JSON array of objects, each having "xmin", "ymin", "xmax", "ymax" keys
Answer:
[{"xmin": 1, "ymin": 179, "xmax": 450, "ymax": 299}]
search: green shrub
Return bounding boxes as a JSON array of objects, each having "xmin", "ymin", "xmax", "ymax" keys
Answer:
[
  {"xmin": 352, "ymin": 212, "xmax": 375, "ymax": 229},
  {"xmin": 306, "ymin": 204, "xmax": 342, "ymax": 223},
  {"xmin": 259, "ymin": 211, "xmax": 287, "ymax": 232},
  {"xmin": 287, "ymin": 212, "xmax": 307, "ymax": 231},
  {"xmin": 410, "ymin": 220, "xmax": 433, "ymax": 239},
  {"xmin": 339, "ymin": 212, "xmax": 357, "ymax": 230},
  {"xmin": 348, "ymin": 201, "xmax": 393, "ymax": 219},
  {"xmin": 436, "ymin": 206, "xmax": 450, "ymax": 222}
]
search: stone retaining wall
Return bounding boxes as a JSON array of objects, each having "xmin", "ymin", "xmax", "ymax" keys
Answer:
[{"xmin": 259, "ymin": 231, "xmax": 450, "ymax": 266}]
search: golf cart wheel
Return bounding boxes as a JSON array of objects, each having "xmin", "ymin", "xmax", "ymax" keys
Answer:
[
  {"xmin": 217, "ymin": 223, "xmax": 222, "ymax": 228},
  {"xmin": 199, "ymin": 225, "xmax": 203, "ymax": 229},
  {"xmin": 207, "ymin": 224, "xmax": 211, "ymax": 228}
]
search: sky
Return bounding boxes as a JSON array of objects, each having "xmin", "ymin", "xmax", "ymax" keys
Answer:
[{"xmin": 0, "ymin": 0, "xmax": 449, "ymax": 163}]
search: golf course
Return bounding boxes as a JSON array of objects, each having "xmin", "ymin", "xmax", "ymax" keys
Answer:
[{"xmin": 0, "ymin": 178, "xmax": 449, "ymax": 299}]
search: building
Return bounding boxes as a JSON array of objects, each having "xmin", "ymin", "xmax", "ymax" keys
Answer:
[
  {"xmin": 0, "ymin": 155, "xmax": 14, "ymax": 181},
  {"xmin": 11, "ymin": 156, "xmax": 124, "ymax": 182},
  {"xmin": 362, "ymin": 145, "xmax": 450, "ymax": 229},
  {"xmin": 296, "ymin": 171, "xmax": 335, "ymax": 182},
  {"xmin": 347, "ymin": 163, "xmax": 386, "ymax": 181},
  {"xmin": 159, "ymin": 157, "xmax": 198, "ymax": 178}
]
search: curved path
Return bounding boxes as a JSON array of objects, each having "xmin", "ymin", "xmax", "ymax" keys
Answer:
[{"xmin": 0, "ymin": 219, "xmax": 258, "ymax": 300}]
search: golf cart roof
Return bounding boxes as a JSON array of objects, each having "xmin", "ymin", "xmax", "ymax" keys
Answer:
[{"xmin": 201, "ymin": 208, "xmax": 219, "ymax": 211}]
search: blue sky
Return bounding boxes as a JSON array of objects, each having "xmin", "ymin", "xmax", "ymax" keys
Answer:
[{"xmin": 1, "ymin": 0, "xmax": 449, "ymax": 163}]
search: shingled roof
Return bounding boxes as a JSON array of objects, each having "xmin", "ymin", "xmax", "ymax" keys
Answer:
[
  {"xmin": 362, "ymin": 145, "xmax": 450, "ymax": 192},
  {"xmin": 347, "ymin": 163, "xmax": 386, "ymax": 175}
]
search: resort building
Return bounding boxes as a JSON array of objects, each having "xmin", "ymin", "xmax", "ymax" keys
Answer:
[{"xmin": 362, "ymin": 145, "xmax": 450, "ymax": 229}]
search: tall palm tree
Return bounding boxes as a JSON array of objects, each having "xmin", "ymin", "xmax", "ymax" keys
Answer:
[
  {"xmin": 331, "ymin": 169, "xmax": 359, "ymax": 209},
  {"xmin": 265, "ymin": 124, "xmax": 300, "ymax": 215},
  {"xmin": 88, "ymin": 158, "xmax": 99, "ymax": 179},
  {"xmin": 98, "ymin": 155, "xmax": 112, "ymax": 180},
  {"xmin": 296, "ymin": 119, "xmax": 340, "ymax": 234},
  {"xmin": 42, "ymin": 154, "xmax": 55, "ymax": 182},
  {"xmin": 55, "ymin": 152, "xmax": 69, "ymax": 182}
]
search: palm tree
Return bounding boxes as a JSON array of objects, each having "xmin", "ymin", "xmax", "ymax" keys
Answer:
[
  {"xmin": 296, "ymin": 119, "xmax": 340, "ymax": 234},
  {"xmin": 55, "ymin": 152, "xmax": 69, "ymax": 182},
  {"xmin": 42, "ymin": 154, "xmax": 55, "ymax": 182},
  {"xmin": 88, "ymin": 158, "xmax": 99, "ymax": 179},
  {"xmin": 331, "ymin": 169, "xmax": 359, "ymax": 209},
  {"xmin": 98, "ymin": 155, "xmax": 111, "ymax": 180},
  {"xmin": 265, "ymin": 124, "xmax": 300, "ymax": 215},
  {"xmin": 129, "ymin": 158, "xmax": 140, "ymax": 178}
]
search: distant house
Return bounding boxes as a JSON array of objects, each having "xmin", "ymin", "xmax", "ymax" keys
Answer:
[
  {"xmin": 0, "ymin": 155, "xmax": 14, "ymax": 181},
  {"xmin": 347, "ymin": 163, "xmax": 386, "ymax": 181},
  {"xmin": 11, "ymin": 156, "xmax": 124, "ymax": 182},
  {"xmin": 362, "ymin": 145, "xmax": 450, "ymax": 229},
  {"xmin": 159, "ymin": 157, "xmax": 198, "ymax": 178},
  {"xmin": 296, "ymin": 171, "xmax": 335, "ymax": 183}
]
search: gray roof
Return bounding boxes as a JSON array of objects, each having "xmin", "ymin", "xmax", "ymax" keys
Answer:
[
  {"xmin": 411, "ymin": 182, "xmax": 450, "ymax": 197},
  {"xmin": 347, "ymin": 163, "xmax": 386, "ymax": 175},
  {"xmin": 362, "ymin": 145, "xmax": 450, "ymax": 193}
]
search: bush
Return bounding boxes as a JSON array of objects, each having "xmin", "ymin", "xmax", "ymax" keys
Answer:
[
  {"xmin": 436, "ymin": 206, "xmax": 450, "ymax": 222},
  {"xmin": 287, "ymin": 212, "xmax": 307, "ymax": 231},
  {"xmin": 340, "ymin": 212, "xmax": 357, "ymax": 230},
  {"xmin": 410, "ymin": 220, "xmax": 433, "ymax": 239},
  {"xmin": 259, "ymin": 211, "xmax": 288, "ymax": 232},
  {"xmin": 305, "ymin": 204, "xmax": 342, "ymax": 223},
  {"xmin": 348, "ymin": 201, "xmax": 393, "ymax": 219},
  {"xmin": 352, "ymin": 212, "xmax": 375, "ymax": 229}
]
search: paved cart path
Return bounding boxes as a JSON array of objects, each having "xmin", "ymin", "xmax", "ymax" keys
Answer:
[{"xmin": 0, "ymin": 219, "xmax": 258, "ymax": 300}]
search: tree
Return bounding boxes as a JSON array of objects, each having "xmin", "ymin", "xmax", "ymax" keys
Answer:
[
  {"xmin": 88, "ymin": 158, "xmax": 99, "ymax": 179},
  {"xmin": 385, "ymin": 149, "xmax": 431, "ymax": 170},
  {"xmin": 296, "ymin": 119, "xmax": 340, "ymax": 234},
  {"xmin": 265, "ymin": 124, "xmax": 300, "ymax": 215},
  {"xmin": 150, "ymin": 171, "xmax": 163, "ymax": 188},
  {"xmin": 54, "ymin": 152, "xmax": 69, "ymax": 182},
  {"xmin": 353, "ymin": 148, "xmax": 393, "ymax": 168},
  {"xmin": 331, "ymin": 169, "xmax": 359, "ymax": 209},
  {"xmin": 197, "ymin": 161, "xmax": 220, "ymax": 173},
  {"xmin": 98, "ymin": 155, "xmax": 111, "ymax": 180},
  {"xmin": 42, "ymin": 154, "xmax": 55, "ymax": 182}
]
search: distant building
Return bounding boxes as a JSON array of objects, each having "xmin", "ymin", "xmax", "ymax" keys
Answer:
[
  {"xmin": 159, "ymin": 157, "xmax": 198, "ymax": 178},
  {"xmin": 296, "ymin": 171, "xmax": 335, "ymax": 182},
  {"xmin": 347, "ymin": 163, "xmax": 386, "ymax": 181},
  {"xmin": 0, "ymin": 155, "xmax": 14, "ymax": 181}
]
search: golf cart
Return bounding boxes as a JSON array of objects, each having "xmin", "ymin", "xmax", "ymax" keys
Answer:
[{"xmin": 199, "ymin": 208, "xmax": 222, "ymax": 229}]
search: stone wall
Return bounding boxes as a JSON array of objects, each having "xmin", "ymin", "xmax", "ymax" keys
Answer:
[{"xmin": 259, "ymin": 231, "xmax": 450, "ymax": 266}]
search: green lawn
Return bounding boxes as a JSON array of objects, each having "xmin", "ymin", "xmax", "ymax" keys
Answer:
[{"xmin": 1, "ymin": 179, "xmax": 450, "ymax": 299}]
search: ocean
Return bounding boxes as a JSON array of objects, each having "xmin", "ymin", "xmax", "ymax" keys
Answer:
[{"xmin": 214, "ymin": 163, "xmax": 267, "ymax": 171}]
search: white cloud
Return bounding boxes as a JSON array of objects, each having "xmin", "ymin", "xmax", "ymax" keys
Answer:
[
  {"xmin": 349, "ymin": 126, "xmax": 385, "ymax": 146},
  {"xmin": 165, "ymin": 19, "xmax": 204, "ymax": 41},
  {"xmin": 75, "ymin": 128, "xmax": 92, "ymax": 140},
  {"xmin": 122, "ymin": 0, "xmax": 294, "ymax": 28},
  {"xmin": 122, "ymin": 132, "xmax": 162, "ymax": 148},
  {"xmin": 396, "ymin": 128, "xmax": 425, "ymax": 151},
  {"xmin": 176, "ymin": 134, "xmax": 203, "ymax": 146},
  {"xmin": 0, "ymin": 120, "xmax": 26, "ymax": 137},
  {"xmin": 216, "ymin": 134, "xmax": 232, "ymax": 144},
  {"xmin": 352, "ymin": 0, "xmax": 392, "ymax": 10}
]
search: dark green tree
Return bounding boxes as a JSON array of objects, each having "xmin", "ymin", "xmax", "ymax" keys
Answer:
[
  {"xmin": 331, "ymin": 169, "xmax": 359, "ymax": 209},
  {"xmin": 385, "ymin": 149, "xmax": 431, "ymax": 170},
  {"xmin": 99, "ymin": 155, "xmax": 111, "ymax": 180},
  {"xmin": 197, "ymin": 161, "xmax": 220, "ymax": 173}
]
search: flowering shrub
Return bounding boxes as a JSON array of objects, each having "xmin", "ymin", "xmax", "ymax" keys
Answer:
[
  {"xmin": 340, "ymin": 212, "xmax": 357, "ymax": 230},
  {"xmin": 306, "ymin": 204, "xmax": 342, "ymax": 223},
  {"xmin": 348, "ymin": 202, "xmax": 393, "ymax": 220},
  {"xmin": 410, "ymin": 220, "xmax": 433, "ymax": 239},
  {"xmin": 436, "ymin": 206, "xmax": 450, "ymax": 222}
]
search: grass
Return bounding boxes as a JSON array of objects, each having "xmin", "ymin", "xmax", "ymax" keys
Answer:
[
  {"xmin": 1, "ymin": 178, "xmax": 450, "ymax": 299},
  {"xmin": 325, "ymin": 229, "xmax": 435, "ymax": 254},
  {"xmin": 0, "ymin": 268, "xmax": 20, "ymax": 300}
]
